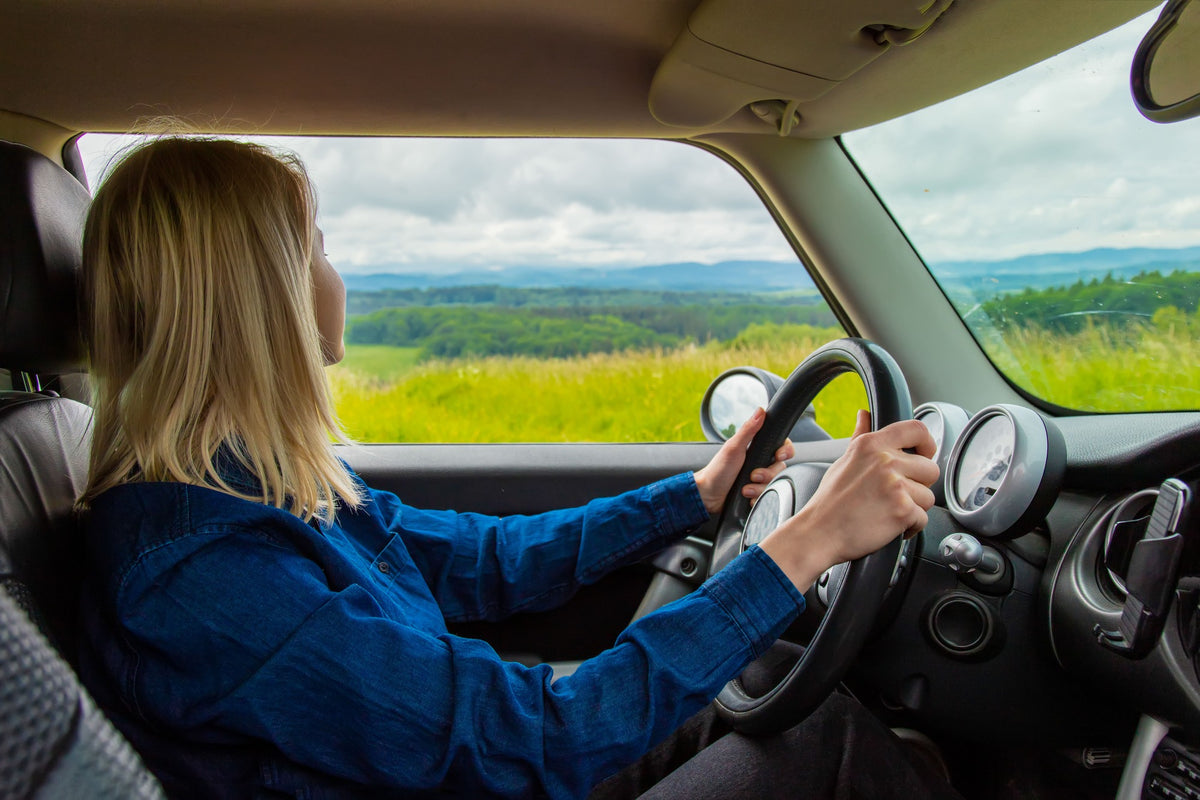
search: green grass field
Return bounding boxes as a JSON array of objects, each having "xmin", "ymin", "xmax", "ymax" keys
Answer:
[
  {"xmin": 337, "ymin": 344, "xmax": 423, "ymax": 385},
  {"xmin": 329, "ymin": 325, "xmax": 867, "ymax": 442},
  {"xmin": 985, "ymin": 310, "xmax": 1200, "ymax": 410},
  {"xmin": 327, "ymin": 319, "xmax": 1200, "ymax": 443}
]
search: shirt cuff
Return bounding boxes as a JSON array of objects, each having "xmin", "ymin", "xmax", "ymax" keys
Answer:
[
  {"xmin": 646, "ymin": 472, "xmax": 710, "ymax": 539},
  {"xmin": 698, "ymin": 545, "xmax": 806, "ymax": 659}
]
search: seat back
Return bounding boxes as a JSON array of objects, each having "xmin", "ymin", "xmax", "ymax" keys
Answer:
[
  {"xmin": 0, "ymin": 139, "xmax": 163, "ymax": 798},
  {"xmin": 0, "ymin": 137, "xmax": 92, "ymax": 660},
  {"xmin": 0, "ymin": 391, "xmax": 92, "ymax": 663}
]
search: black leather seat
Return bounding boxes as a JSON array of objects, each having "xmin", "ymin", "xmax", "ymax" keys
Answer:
[{"xmin": 0, "ymin": 139, "xmax": 163, "ymax": 798}]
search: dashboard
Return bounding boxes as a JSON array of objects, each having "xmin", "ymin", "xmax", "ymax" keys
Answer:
[
  {"xmin": 902, "ymin": 404, "xmax": 1200, "ymax": 696},
  {"xmin": 730, "ymin": 383, "xmax": 1200, "ymax": 795},
  {"xmin": 899, "ymin": 402, "xmax": 1200, "ymax": 798},
  {"xmin": 702, "ymin": 366, "xmax": 1200, "ymax": 794},
  {"xmin": 363, "ymin": 384, "xmax": 1200, "ymax": 798}
]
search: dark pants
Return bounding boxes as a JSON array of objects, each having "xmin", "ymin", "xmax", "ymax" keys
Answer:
[{"xmin": 589, "ymin": 693, "xmax": 964, "ymax": 800}]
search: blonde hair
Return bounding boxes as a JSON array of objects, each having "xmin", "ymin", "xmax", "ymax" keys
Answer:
[{"xmin": 79, "ymin": 137, "xmax": 361, "ymax": 522}]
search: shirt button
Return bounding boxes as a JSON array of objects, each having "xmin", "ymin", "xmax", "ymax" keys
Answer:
[{"xmin": 377, "ymin": 561, "xmax": 391, "ymax": 574}]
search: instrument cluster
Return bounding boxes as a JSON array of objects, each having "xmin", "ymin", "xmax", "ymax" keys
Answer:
[{"xmin": 915, "ymin": 403, "xmax": 1066, "ymax": 538}]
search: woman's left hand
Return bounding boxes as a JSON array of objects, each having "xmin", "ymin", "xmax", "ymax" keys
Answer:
[{"xmin": 693, "ymin": 407, "xmax": 794, "ymax": 515}]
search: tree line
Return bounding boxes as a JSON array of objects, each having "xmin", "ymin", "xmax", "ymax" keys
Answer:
[
  {"xmin": 978, "ymin": 269, "xmax": 1200, "ymax": 332},
  {"xmin": 346, "ymin": 294, "xmax": 838, "ymax": 360},
  {"xmin": 346, "ymin": 285, "xmax": 822, "ymax": 315}
]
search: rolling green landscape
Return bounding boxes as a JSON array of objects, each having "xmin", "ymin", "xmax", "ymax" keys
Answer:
[
  {"xmin": 332, "ymin": 325, "xmax": 866, "ymax": 443},
  {"xmin": 328, "ymin": 269, "xmax": 1200, "ymax": 443}
]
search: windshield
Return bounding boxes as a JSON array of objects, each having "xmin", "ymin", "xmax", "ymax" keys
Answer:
[{"xmin": 843, "ymin": 11, "xmax": 1200, "ymax": 413}]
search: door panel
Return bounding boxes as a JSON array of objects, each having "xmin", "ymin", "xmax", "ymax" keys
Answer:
[{"xmin": 341, "ymin": 442, "xmax": 719, "ymax": 515}]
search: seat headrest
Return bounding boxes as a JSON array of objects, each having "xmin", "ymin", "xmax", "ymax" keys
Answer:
[{"xmin": 0, "ymin": 141, "xmax": 89, "ymax": 374}]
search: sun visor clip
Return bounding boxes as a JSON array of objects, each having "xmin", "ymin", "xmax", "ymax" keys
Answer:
[
  {"xmin": 868, "ymin": 0, "xmax": 956, "ymax": 46},
  {"xmin": 750, "ymin": 100, "xmax": 803, "ymax": 136}
]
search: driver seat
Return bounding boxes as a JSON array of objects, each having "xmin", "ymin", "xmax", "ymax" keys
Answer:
[{"xmin": 0, "ymin": 139, "xmax": 162, "ymax": 798}]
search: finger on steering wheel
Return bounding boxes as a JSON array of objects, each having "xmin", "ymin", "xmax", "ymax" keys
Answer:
[{"xmin": 744, "ymin": 438, "xmax": 793, "ymax": 501}]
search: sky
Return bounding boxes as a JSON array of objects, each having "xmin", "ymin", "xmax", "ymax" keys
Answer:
[
  {"xmin": 844, "ymin": 8, "xmax": 1200, "ymax": 264},
  {"xmin": 78, "ymin": 8, "xmax": 1200, "ymax": 276}
]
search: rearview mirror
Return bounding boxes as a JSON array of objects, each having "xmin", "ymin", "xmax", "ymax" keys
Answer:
[{"xmin": 1132, "ymin": 0, "xmax": 1200, "ymax": 123}]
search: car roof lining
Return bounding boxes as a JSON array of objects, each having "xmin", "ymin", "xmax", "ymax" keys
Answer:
[{"xmin": 1, "ymin": 0, "xmax": 1158, "ymax": 146}]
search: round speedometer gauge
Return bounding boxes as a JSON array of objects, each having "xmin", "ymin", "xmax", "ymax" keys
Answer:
[
  {"xmin": 953, "ymin": 413, "xmax": 1014, "ymax": 511},
  {"xmin": 944, "ymin": 405, "xmax": 1066, "ymax": 538}
]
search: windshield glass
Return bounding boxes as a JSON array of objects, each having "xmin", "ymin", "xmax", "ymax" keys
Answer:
[{"xmin": 843, "ymin": 11, "xmax": 1200, "ymax": 413}]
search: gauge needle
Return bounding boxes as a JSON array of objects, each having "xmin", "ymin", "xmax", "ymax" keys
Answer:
[{"xmin": 964, "ymin": 459, "xmax": 1006, "ymax": 505}]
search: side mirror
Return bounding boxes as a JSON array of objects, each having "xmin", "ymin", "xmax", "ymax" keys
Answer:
[
  {"xmin": 700, "ymin": 367, "xmax": 830, "ymax": 443},
  {"xmin": 1131, "ymin": 0, "xmax": 1200, "ymax": 123}
]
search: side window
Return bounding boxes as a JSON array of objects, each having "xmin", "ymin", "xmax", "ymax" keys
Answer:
[{"xmin": 80, "ymin": 135, "xmax": 859, "ymax": 442}]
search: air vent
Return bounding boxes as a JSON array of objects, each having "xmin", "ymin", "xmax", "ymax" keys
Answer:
[{"xmin": 1102, "ymin": 488, "xmax": 1160, "ymax": 597}]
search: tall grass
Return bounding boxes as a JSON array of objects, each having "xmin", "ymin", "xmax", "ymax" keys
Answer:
[
  {"xmin": 338, "ymin": 344, "xmax": 423, "ymax": 385},
  {"xmin": 329, "ymin": 325, "xmax": 867, "ymax": 442},
  {"xmin": 985, "ymin": 312, "xmax": 1200, "ymax": 411}
]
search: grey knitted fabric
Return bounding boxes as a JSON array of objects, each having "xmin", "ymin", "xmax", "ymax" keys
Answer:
[{"xmin": 0, "ymin": 587, "xmax": 163, "ymax": 799}]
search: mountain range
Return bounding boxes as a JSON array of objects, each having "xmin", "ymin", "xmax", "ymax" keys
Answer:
[{"xmin": 342, "ymin": 245, "xmax": 1200, "ymax": 296}]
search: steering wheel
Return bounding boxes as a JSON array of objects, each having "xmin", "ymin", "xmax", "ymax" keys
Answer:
[{"xmin": 707, "ymin": 338, "xmax": 913, "ymax": 735}]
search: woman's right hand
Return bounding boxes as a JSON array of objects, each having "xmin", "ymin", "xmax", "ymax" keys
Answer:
[{"xmin": 759, "ymin": 410, "xmax": 939, "ymax": 592}]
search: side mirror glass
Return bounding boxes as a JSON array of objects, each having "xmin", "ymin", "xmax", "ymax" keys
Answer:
[
  {"xmin": 1132, "ymin": 0, "xmax": 1200, "ymax": 123},
  {"xmin": 700, "ymin": 367, "xmax": 831, "ymax": 443},
  {"xmin": 702, "ymin": 369, "xmax": 773, "ymax": 440}
]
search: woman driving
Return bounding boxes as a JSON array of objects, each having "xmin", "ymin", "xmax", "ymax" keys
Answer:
[{"xmin": 77, "ymin": 136, "xmax": 956, "ymax": 799}]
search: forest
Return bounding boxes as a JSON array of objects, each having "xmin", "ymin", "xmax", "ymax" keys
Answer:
[
  {"xmin": 977, "ymin": 269, "xmax": 1200, "ymax": 332},
  {"xmin": 344, "ymin": 271, "xmax": 1200, "ymax": 360},
  {"xmin": 345, "ymin": 288, "xmax": 837, "ymax": 360}
]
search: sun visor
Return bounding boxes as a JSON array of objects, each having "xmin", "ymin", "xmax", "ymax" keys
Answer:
[{"xmin": 650, "ymin": 0, "xmax": 954, "ymax": 131}]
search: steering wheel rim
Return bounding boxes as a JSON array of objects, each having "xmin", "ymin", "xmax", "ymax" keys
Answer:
[{"xmin": 708, "ymin": 337, "xmax": 913, "ymax": 735}]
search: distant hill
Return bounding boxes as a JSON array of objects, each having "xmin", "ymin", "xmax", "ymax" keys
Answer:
[
  {"xmin": 933, "ymin": 246, "xmax": 1200, "ymax": 297},
  {"xmin": 342, "ymin": 261, "xmax": 815, "ymax": 293},
  {"xmin": 340, "ymin": 246, "xmax": 1200, "ymax": 297},
  {"xmin": 935, "ymin": 246, "xmax": 1200, "ymax": 277}
]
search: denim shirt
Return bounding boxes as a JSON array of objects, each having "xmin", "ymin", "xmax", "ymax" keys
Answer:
[{"xmin": 79, "ymin": 470, "xmax": 805, "ymax": 799}]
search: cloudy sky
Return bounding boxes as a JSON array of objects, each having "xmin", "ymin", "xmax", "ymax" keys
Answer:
[
  {"xmin": 845, "ymin": 8, "xmax": 1200, "ymax": 264},
  {"xmin": 79, "ymin": 8, "xmax": 1199, "ymax": 275}
]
